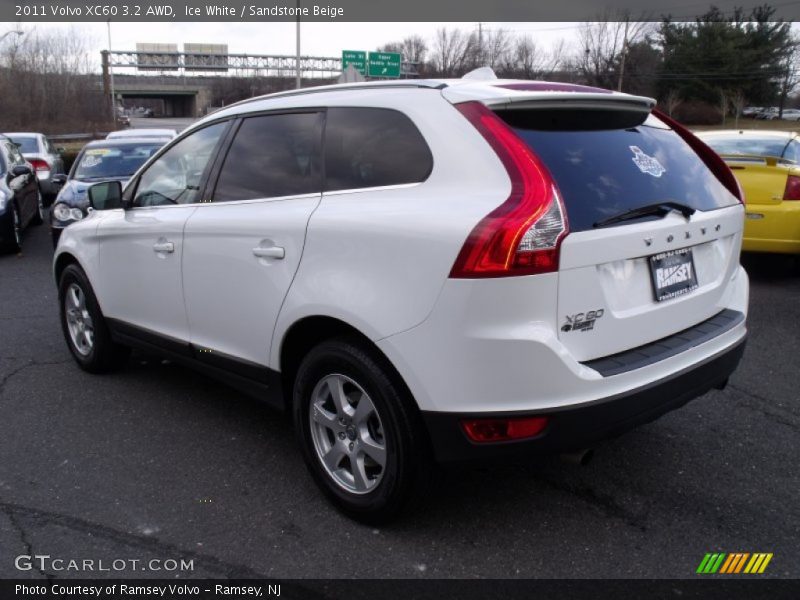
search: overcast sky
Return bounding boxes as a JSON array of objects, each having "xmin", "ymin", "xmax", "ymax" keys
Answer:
[{"xmin": 4, "ymin": 21, "xmax": 580, "ymax": 68}]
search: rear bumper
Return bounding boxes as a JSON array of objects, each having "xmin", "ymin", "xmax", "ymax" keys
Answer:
[{"xmin": 422, "ymin": 337, "xmax": 746, "ymax": 464}]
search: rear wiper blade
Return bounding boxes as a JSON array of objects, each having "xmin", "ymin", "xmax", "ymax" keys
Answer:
[{"xmin": 593, "ymin": 201, "xmax": 696, "ymax": 228}]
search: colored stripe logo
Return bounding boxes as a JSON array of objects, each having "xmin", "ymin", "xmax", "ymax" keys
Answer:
[{"xmin": 697, "ymin": 553, "xmax": 773, "ymax": 574}]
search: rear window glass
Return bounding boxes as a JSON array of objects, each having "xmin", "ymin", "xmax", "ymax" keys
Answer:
[
  {"xmin": 324, "ymin": 107, "xmax": 432, "ymax": 192},
  {"xmin": 214, "ymin": 112, "xmax": 322, "ymax": 201},
  {"xmin": 498, "ymin": 111, "xmax": 740, "ymax": 232},
  {"xmin": 8, "ymin": 137, "xmax": 38, "ymax": 153},
  {"xmin": 703, "ymin": 136, "xmax": 795, "ymax": 162}
]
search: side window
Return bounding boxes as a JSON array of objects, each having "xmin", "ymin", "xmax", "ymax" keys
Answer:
[
  {"xmin": 324, "ymin": 107, "xmax": 433, "ymax": 192},
  {"xmin": 133, "ymin": 122, "xmax": 227, "ymax": 207},
  {"xmin": 212, "ymin": 112, "xmax": 322, "ymax": 202}
]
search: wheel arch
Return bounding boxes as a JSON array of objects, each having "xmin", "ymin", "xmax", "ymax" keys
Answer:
[
  {"xmin": 278, "ymin": 315, "xmax": 417, "ymax": 414},
  {"xmin": 53, "ymin": 251, "xmax": 83, "ymax": 286}
]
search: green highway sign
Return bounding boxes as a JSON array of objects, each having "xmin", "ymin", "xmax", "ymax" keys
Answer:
[
  {"xmin": 342, "ymin": 50, "xmax": 367, "ymax": 74},
  {"xmin": 368, "ymin": 52, "xmax": 401, "ymax": 78}
]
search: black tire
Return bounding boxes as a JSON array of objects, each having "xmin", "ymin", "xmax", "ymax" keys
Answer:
[
  {"xmin": 293, "ymin": 336, "xmax": 433, "ymax": 523},
  {"xmin": 0, "ymin": 202, "xmax": 22, "ymax": 254},
  {"xmin": 31, "ymin": 188, "xmax": 44, "ymax": 226},
  {"xmin": 58, "ymin": 264, "xmax": 130, "ymax": 373}
]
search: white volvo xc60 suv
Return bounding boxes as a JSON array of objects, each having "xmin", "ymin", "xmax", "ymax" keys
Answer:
[{"xmin": 53, "ymin": 75, "xmax": 748, "ymax": 522}]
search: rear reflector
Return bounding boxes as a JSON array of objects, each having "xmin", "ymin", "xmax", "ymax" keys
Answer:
[
  {"xmin": 450, "ymin": 101, "xmax": 567, "ymax": 278},
  {"xmin": 653, "ymin": 109, "xmax": 744, "ymax": 204},
  {"xmin": 784, "ymin": 175, "xmax": 800, "ymax": 200},
  {"xmin": 28, "ymin": 158, "xmax": 50, "ymax": 172},
  {"xmin": 461, "ymin": 416, "xmax": 549, "ymax": 443}
]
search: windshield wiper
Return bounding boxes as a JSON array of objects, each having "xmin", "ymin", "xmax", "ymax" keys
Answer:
[{"xmin": 593, "ymin": 201, "xmax": 696, "ymax": 229}]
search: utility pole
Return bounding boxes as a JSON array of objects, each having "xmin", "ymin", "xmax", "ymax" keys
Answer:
[
  {"xmin": 617, "ymin": 17, "xmax": 629, "ymax": 92},
  {"xmin": 477, "ymin": 22, "xmax": 483, "ymax": 66},
  {"xmin": 295, "ymin": 0, "xmax": 301, "ymax": 89},
  {"xmin": 107, "ymin": 21, "xmax": 116, "ymax": 120}
]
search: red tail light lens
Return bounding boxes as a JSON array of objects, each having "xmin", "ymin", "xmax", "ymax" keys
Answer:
[
  {"xmin": 783, "ymin": 175, "xmax": 800, "ymax": 200},
  {"xmin": 653, "ymin": 109, "xmax": 744, "ymax": 204},
  {"xmin": 461, "ymin": 416, "xmax": 549, "ymax": 443},
  {"xmin": 28, "ymin": 159, "xmax": 50, "ymax": 172},
  {"xmin": 450, "ymin": 101, "xmax": 567, "ymax": 278}
]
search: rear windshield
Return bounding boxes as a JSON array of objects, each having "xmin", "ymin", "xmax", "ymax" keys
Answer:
[
  {"xmin": 8, "ymin": 136, "xmax": 38, "ymax": 153},
  {"xmin": 497, "ymin": 111, "xmax": 740, "ymax": 232}
]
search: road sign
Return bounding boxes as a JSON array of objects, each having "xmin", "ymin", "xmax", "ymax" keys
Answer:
[
  {"xmin": 342, "ymin": 50, "xmax": 367, "ymax": 75},
  {"xmin": 368, "ymin": 52, "xmax": 401, "ymax": 78}
]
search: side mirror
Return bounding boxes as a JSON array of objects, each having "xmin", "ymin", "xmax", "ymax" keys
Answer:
[
  {"xmin": 11, "ymin": 164, "xmax": 32, "ymax": 177},
  {"xmin": 87, "ymin": 180, "xmax": 123, "ymax": 211},
  {"xmin": 51, "ymin": 173, "xmax": 68, "ymax": 186}
]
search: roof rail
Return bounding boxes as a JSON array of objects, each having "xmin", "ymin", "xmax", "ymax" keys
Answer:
[{"xmin": 226, "ymin": 80, "xmax": 448, "ymax": 110}]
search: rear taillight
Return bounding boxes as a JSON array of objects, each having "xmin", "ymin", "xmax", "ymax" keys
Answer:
[
  {"xmin": 783, "ymin": 175, "xmax": 800, "ymax": 200},
  {"xmin": 450, "ymin": 101, "xmax": 567, "ymax": 278},
  {"xmin": 653, "ymin": 109, "xmax": 744, "ymax": 204},
  {"xmin": 461, "ymin": 416, "xmax": 549, "ymax": 443},
  {"xmin": 28, "ymin": 159, "xmax": 50, "ymax": 172}
]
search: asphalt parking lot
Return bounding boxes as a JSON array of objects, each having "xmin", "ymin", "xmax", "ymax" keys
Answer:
[{"xmin": 0, "ymin": 225, "xmax": 797, "ymax": 580}]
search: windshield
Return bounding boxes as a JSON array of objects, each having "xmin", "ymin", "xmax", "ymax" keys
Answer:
[
  {"xmin": 498, "ymin": 111, "xmax": 741, "ymax": 232},
  {"xmin": 702, "ymin": 136, "xmax": 795, "ymax": 161},
  {"xmin": 73, "ymin": 143, "xmax": 163, "ymax": 180},
  {"xmin": 8, "ymin": 136, "xmax": 38, "ymax": 153}
]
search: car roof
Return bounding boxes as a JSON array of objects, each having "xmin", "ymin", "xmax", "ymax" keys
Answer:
[
  {"xmin": 107, "ymin": 128, "xmax": 177, "ymax": 138},
  {"xmin": 194, "ymin": 76, "xmax": 656, "ymax": 134},
  {"xmin": 4, "ymin": 132, "xmax": 42, "ymax": 138},
  {"xmin": 697, "ymin": 130, "xmax": 798, "ymax": 140},
  {"xmin": 83, "ymin": 138, "xmax": 168, "ymax": 148}
]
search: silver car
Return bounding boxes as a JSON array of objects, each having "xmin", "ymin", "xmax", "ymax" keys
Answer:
[{"xmin": 4, "ymin": 132, "xmax": 66, "ymax": 201}]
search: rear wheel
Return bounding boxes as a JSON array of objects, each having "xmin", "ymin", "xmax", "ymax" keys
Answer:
[
  {"xmin": 58, "ymin": 264, "xmax": 129, "ymax": 373},
  {"xmin": 293, "ymin": 337, "xmax": 432, "ymax": 523}
]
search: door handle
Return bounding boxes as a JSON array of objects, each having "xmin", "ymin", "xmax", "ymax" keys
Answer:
[
  {"xmin": 153, "ymin": 241, "xmax": 175, "ymax": 253},
  {"xmin": 252, "ymin": 246, "xmax": 285, "ymax": 259}
]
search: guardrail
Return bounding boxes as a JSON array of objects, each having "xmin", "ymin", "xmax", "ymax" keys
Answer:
[{"xmin": 47, "ymin": 133, "xmax": 110, "ymax": 142}]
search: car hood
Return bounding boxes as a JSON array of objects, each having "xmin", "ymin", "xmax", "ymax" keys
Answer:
[{"xmin": 55, "ymin": 176, "xmax": 130, "ymax": 207}]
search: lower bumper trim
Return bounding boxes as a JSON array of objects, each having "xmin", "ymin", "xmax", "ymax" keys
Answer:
[{"xmin": 421, "ymin": 337, "xmax": 746, "ymax": 464}]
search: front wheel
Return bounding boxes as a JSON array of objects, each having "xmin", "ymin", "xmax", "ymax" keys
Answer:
[
  {"xmin": 0, "ymin": 202, "xmax": 22, "ymax": 254},
  {"xmin": 58, "ymin": 264, "xmax": 130, "ymax": 373},
  {"xmin": 293, "ymin": 337, "xmax": 432, "ymax": 523}
]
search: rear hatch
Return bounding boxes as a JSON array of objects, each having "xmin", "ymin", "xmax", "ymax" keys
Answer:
[
  {"xmin": 444, "ymin": 81, "xmax": 743, "ymax": 362},
  {"xmin": 498, "ymin": 106, "xmax": 742, "ymax": 361}
]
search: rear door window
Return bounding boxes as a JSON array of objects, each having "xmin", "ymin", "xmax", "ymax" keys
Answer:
[
  {"xmin": 497, "ymin": 111, "xmax": 740, "ymax": 232},
  {"xmin": 213, "ymin": 111, "xmax": 322, "ymax": 202},
  {"xmin": 324, "ymin": 107, "xmax": 432, "ymax": 192}
]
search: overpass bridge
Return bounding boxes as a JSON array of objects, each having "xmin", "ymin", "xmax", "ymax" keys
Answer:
[{"xmin": 102, "ymin": 49, "xmax": 420, "ymax": 118}]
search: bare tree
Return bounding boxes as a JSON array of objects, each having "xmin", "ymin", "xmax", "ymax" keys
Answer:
[
  {"xmin": 731, "ymin": 89, "xmax": 746, "ymax": 127},
  {"xmin": 0, "ymin": 26, "xmax": 106, "ymax": 132},
  {"xmin": 574, "ymin": 17, "xmax": 652, "ymax": 89},
  {"xmin": 664, "ymin": 89, "xmax": 683, "ymax": 117},
  {"xmin": 431, "ymin": 28, "xmax": 475, "ymax": 77}
]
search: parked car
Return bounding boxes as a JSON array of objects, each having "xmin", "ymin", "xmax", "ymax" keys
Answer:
[
  {"xmin": 775, "ymin": 108, "xmax": 800, "ymax": 121},
  {"xmin": 741, "ymin": 106, "xmax": 763, "ymax": 118},
  {"xmin": 106, "ymin": 128, "xmax": 176, "ymax": 141},
  {"xmin": 0, "ymin": 135, "xmax": 41, "ymax": 253},
  {"xmin": 4, "ymin": 132, "xmax": 67, "ymax": 203},
  {"xmin": 53, "ymin": 76, "xmax": 748, "ymax": 521},
  {"xmin": 49, "ymin": 138, "xmax": 166, "ymax": 246},
  {"xmin": 698, "ymin": 129, "xmax": 800, "ymax": 254},
  {"xmin": 755, "ymin": 107, "xmax": 779, "ymax": 120}
]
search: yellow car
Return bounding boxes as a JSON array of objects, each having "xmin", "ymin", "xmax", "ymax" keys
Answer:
[{"xmin": 697, "ymin": 130, "xmax": 800, "ymax": 254}]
